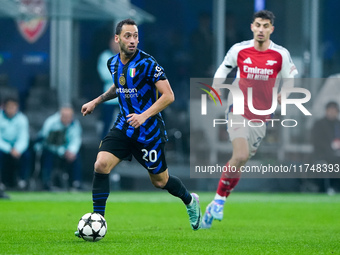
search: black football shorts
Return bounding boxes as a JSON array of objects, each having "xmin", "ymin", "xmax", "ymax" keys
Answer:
[{"xmin": 99, "ymin": 128, "xmax": 168, "ymax": 174}]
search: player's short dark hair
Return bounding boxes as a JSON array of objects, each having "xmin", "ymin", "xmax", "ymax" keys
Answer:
[
  {"xmin": 326, "ymin": 101, "xmax": 339, "ymax": 111},
  {"xmin": 253, "ymin": 10, "xmax": 275, "ymax": 25},
  {"xmin": 115, "ymin": 19, "xmax": 137, "ymax": 35}
]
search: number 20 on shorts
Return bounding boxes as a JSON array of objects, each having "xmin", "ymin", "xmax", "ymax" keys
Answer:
[{"xmin": 142, "ymin": 149, "xmax": 158, "ymax": 162}]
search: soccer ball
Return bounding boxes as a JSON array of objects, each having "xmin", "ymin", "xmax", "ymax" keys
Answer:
[{"xmin": 77, "ymin": 213, "xmax": 107, "ymax": 242}]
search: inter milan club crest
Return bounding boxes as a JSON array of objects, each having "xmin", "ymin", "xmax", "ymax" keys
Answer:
[
  {"xmin": 119, "ymin": 75, "xmax": 126, "ymax": 86},
  {"xmin": 16, "ymin": 0, "xmax": 48, "ymax": 43}
]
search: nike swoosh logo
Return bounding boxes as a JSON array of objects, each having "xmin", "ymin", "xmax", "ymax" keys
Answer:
[
  {"xmin": 147, "ymin": 166, "xmax": 157, "ymax": 170},
  {"xmin": 112, "ymin": 71, "xmax": 117, "ymax": 75},
  {"xmin": 192, "ymin": 212, "xmax": 201, "ymax": 230}
]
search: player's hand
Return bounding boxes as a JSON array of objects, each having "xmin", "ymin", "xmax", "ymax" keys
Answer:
[
  {"xmin": 277, "ymin": 93, "xmax": 282, "ymax": 105},
  {"xmin": 210, "ymin": 87, "xmax": 222, "ymax": 101},
  {"xmin": 126, "ymin": 113, "xmax": 148, "ymax": 128},
  {"xmin": 81, "ymin": 101, "xmax": 96, "ymax": 116}
]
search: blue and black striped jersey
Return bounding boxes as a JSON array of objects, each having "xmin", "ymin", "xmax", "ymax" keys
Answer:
[{"xmin": 107, "ymin": 49, "xmax": 168, "ymax": 144}]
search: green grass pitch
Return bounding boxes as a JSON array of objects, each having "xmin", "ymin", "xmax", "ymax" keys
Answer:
[{"xmin": 0, "ymin": 191, "xmax": 339, "ymax": 254}]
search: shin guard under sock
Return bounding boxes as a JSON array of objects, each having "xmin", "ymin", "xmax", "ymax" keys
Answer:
[
  {"xmin": 92, "ymin": 172, "xmax": 110, "ymax": 217},
  {"xmin": 163, "ymin": 175, "xmax": 192, "ymax": 205}
]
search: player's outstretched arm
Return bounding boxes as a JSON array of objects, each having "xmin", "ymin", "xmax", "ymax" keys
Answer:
[
  {"xmin": 81, "ymin": 84, "xmax": 117, "ymax": 116},
  {"xmin": 127, "ymin": 79, "xmax": 174, "ymax": 128},
  {"xmin": 210, "ymin": 58, "xmax": 234, "ymax": 101}
]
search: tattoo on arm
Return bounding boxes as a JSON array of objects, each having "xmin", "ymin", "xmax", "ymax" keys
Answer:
[{"xmin": 99, "ymin": 85, "xmax": 117, "ymax": 103}]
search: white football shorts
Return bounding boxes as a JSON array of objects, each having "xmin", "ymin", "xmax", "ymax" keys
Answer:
[{"xmin": 226, "ymin": 112, "xmax": 266, "ymax": 158}]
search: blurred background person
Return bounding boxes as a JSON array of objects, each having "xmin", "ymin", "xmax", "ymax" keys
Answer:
[
  {"xmin": 36, "ymin": 106, "xmax": 82, "ymax": 191},
  {"xmin": 0, "ymin": 97, "xmax": 30, "ymax": 191},
  {"xmin": 97, "ymin": 36, "xmax": 120, "ymax": 138},
  {"xmin": 312, "ymin": 101, "xmax": 340, "ymax": 195}
]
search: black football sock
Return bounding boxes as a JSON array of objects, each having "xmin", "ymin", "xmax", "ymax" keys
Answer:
[
  {"xmin": 92, "ymin": 172, "xmax": 110, "ymax": 217},
  {"xmin": 163, "ymin": 175, "xmax": 192, "ymax": 205}
]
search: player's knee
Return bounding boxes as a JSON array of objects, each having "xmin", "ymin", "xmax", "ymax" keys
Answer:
[
  {"xmin": 232, "ymin": 153, "xmax": 249, "ymax": 166},
  {"xmin": 94, "ymin": 160, "xmax": 110, "ymax": 174},
  {"xmin": 151, "ymin": 179, "xmax": 167, "ymax": 189}
]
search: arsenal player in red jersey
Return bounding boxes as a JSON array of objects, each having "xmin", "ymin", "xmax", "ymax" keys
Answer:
[{"xmin": 202, "ymin": 10, "xmax": 298, "ymax": 228}]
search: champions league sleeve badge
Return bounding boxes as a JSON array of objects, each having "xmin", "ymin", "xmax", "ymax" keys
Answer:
[{"xmin": 16, "ymin": 0, "xmax": 48, "ymax": 43}]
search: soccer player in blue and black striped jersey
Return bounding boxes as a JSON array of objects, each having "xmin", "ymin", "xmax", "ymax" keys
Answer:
[{"xmin": 77, "ymin": 19, "xmax": 201, "ymax": 232}]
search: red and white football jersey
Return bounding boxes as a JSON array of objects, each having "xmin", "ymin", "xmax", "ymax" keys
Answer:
[{"xmin": 214, "ymin": 39, "xmax": 298, "ymax": 121}]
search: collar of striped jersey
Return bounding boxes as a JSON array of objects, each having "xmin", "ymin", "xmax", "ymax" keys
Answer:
[{"xmin": 120, "ymin": 49, "xmax": 139, "ymax": 67}]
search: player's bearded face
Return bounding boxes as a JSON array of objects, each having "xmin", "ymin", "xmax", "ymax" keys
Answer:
[
  {"xmin": 251, "ymin": 18, "xmax": 274, "ymax": 43},
  {"xmin": 117, "ymin": 25, "xmax": 139, "ymax": 57}
]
